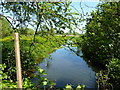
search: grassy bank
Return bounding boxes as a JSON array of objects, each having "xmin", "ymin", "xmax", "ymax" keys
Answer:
[{"xmin": 1, "ymin": 35, "xmax": 68, "ymax": 88}]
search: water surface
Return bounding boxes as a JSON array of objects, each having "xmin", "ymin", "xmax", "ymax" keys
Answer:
[{"xmin": 38, "ymin": 47, "xmax": 97, "ymax": 88}]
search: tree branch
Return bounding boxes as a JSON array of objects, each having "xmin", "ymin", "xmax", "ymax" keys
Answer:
[{"xmin": 0, "ymin": 14, "xmax": 16, "ymax": 30}]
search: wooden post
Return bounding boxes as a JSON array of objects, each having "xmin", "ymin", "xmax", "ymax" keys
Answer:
[{"xmin": 14, "ymin": 33, "xmax": 22, "ymax": 89}]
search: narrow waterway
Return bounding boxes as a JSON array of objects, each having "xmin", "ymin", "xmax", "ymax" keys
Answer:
[{"xmin": 35, "ymin": 46, "xmax": 98, "ymax": 89}]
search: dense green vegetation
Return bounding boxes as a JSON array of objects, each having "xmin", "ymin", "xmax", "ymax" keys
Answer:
[
  {"xmin": 1, "ymin": 1, "xmax": 83, "ymax": 89},
  {"xmin": 18, "ymin": 27, "xmax": 35, "ymax": 35},
  {"xmin": 1, "ymin": 35, "xmax": 83, "ymax": 89},
  {"xmin": 78, "ymin": 2, "xmax": 120, "ymax": 89},
  {"xmin": 1, "ymin": 1, "xmax": 120, "ymax": 90},
  {"xmin": 1, "ymin": 2, "xmax": 80, "ymax": 35},
  {"xmin": 0, "ymin": 17, "xmax": 13, "ymax": 37},
  {"xmin": 1, "ymin": 35, "xmax": 69, "ymax": 88}
]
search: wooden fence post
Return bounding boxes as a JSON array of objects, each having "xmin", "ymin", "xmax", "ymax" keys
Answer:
[{"xmin": 14, "ymin": 33, "xmax": 22, "ymax": 89}]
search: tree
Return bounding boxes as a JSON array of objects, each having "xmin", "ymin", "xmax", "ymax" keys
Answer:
[
  {"xmin": 1, "ymin": 1, "xmax": 82, "ymax": 87},
  {"xmin": 1, "ymin": 1, "xmax": 81, "ymax": 39},
  {"xmin": 0, "ymin": 17, "xmax": 13, "ymax": 37},
  {"xmin": 19, "ymin": 27, "xmax": 34, "ymax": 35},
  {"xmin": 82, "ymin": 2, "xmax": 120, "ymax": 89},
  {"xmin": 82, "ymin": 2, "xmax": 120, "ymax": 65}
]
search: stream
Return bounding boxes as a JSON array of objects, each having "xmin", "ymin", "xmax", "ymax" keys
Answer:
[{"xmin": 33, "ymin": 46, "xmax": 99, "ymax": 89}]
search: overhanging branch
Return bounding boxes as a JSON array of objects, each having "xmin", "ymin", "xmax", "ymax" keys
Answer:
[{"xmin": 0, "ymin": 14, "xmax": 16, "ymax": 30}]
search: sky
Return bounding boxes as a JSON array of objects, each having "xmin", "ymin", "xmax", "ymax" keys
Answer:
[
  {"xmin": 71, "ymin": 0, "xmax": 100, "ymax": 2},
  {"xmin": 1, "ymin": 1, "xmax": 100, "ymax": 34},
  {"xmin": 64, "ymin": 1, "xmax": 100, "ymax": 33},
  {"xmin": 71, "ymin": 1, "xmax": 99, "ymax": 14},
  {"xmin": 27, "ymin": 1, "xmax": 100, "ymax": 34}
]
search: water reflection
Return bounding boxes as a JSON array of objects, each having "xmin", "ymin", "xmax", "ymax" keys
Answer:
[{"xmin": 37, "ymin": 47, "xmax": 98, "ymax": 88}]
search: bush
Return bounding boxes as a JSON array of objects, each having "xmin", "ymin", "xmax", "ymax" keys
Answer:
[
  {"xmin": 107, "ymin": 58, "xmax": 120, "ymax": 89},
  {"xmin": 1, "ymin": 35, "xmax": 67, "ymax": 82}
]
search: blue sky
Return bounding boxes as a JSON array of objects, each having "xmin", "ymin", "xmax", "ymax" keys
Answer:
[
  {"xmin": 71, "ymin": 1, "xmax": 99, "ymax": 14},
  {"xmin": 1, "ymin": 1, "xmax": 100, "ymax": 34},
  {"xmin": 66, "ymin": 1, "xmax": 100, "ymax": 33}
]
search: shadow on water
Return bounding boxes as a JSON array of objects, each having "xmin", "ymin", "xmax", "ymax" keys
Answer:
[
  {"xmin": 33, "ymin": 45, "xmax": 100, "ymax": 89},
  {"xmin": 67, "ymin": 46, "xmax": 101, "ymax": 72}
]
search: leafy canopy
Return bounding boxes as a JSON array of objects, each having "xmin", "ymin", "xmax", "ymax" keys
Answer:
[{"xmin": 1, "ymin": 2, "xmax": 81, "ymax": 35}]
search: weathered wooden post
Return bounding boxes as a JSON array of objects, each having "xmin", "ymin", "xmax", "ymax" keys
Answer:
[{"xmin": 14, "ymin": 33, "xmax": 22, "ymax": 88}]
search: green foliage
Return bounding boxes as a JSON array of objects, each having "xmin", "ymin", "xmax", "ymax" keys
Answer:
[
  {"xmin": 96, "ymin": 70, "xmax": 112, "ymax": 90},
  {"xmin": 107, "ymin": 58, "xmax": 120, "ymax": 89},
  {"xmin": 18, "ymin": 27, "xmax": 35, "ymax": 35},
  {"xmin": 79, "ymin": 2, "xmax": 120, "ymax": 89},
  {"xmin": 76, "ymin": 85, "xmax": 85, "ymax": 90},
  {"xmin": 22, "ymin": 77, "xmax": 34, "ymax": 89},
  {"xmin": 82, "ymin": 2, "xmax": 120, "ymax": 66},
  {"xmin": 1, "ymin": 2, "xmax": 81, "ymax": 35},
  {"xmin": 64, "ymin": 84, "xmax": 73, "ymax": 90},
  {"xmin": 71, "ymin": 35, "xmax": 84, "ymax": 47},
  {"xmin": 96, "ymin": 59, "xmax": 120, "ymax": 90},
  {"xmin": 1, "ymin": 1, "xmax": 83, "ymax": 89},
  {"xmin": 64, "ymin": 84, "xmax": 85, "ymax": 90},
  {"xmin": 1, "ymin": 35, "xmax": 86, "ymax": 89},
  {"xmin": 33, "ymin": 67, "xmax": 55, "ymax": 88},
  {"xmin": 107, "ymin": 58, "xmax": 120, "ymax": 79},
  {"xmin": 0, "ymin": 17, "xmax": 13, "ymax": 37},
  {"xmin": 0, "ymin": 64, "xmax": 17, "ymax": 89},
  {"xmin": 1, "ymin": 35, "xmax": 67, "ymax": 88},
  {"xmin": 0, "ymin": 64, "xmax": 55, "ymax": 89}
]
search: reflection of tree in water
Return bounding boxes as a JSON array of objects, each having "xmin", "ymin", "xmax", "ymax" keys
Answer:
[
  {"xmin": 67, "ymin": 45, "xmax": 100, "ymax": 72},
  {"xmin": 45, "ymin": 55, "xmax": 52, "ymax": 68},
  {"xmin": 67, "ymin": 45, "xmax": 83, "ymax": 57}
]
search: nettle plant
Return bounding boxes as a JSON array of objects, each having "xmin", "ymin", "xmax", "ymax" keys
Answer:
[
  {"xmin": 0, "ymin": 64, "xmax": 17, "ymax": 88},
  {"xmin": 33, "ymin": 67, "xmax": 56, "ymax": 88},
  {"xmin": 0, "ymin": 64, "xmax": 55, "ymax": 89}
]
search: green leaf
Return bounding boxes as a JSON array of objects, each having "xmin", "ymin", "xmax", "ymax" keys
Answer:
[
  {"xmin": 65, "ymin": 84, "xmax": 72, "ymax": 89},
  {"xmin": 43, "ymin": 81, "xmax": 47, "ymax": 86},
  {"xmin": 76, "ymin": 85, "xmax": 82, "ymax": 89}
]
